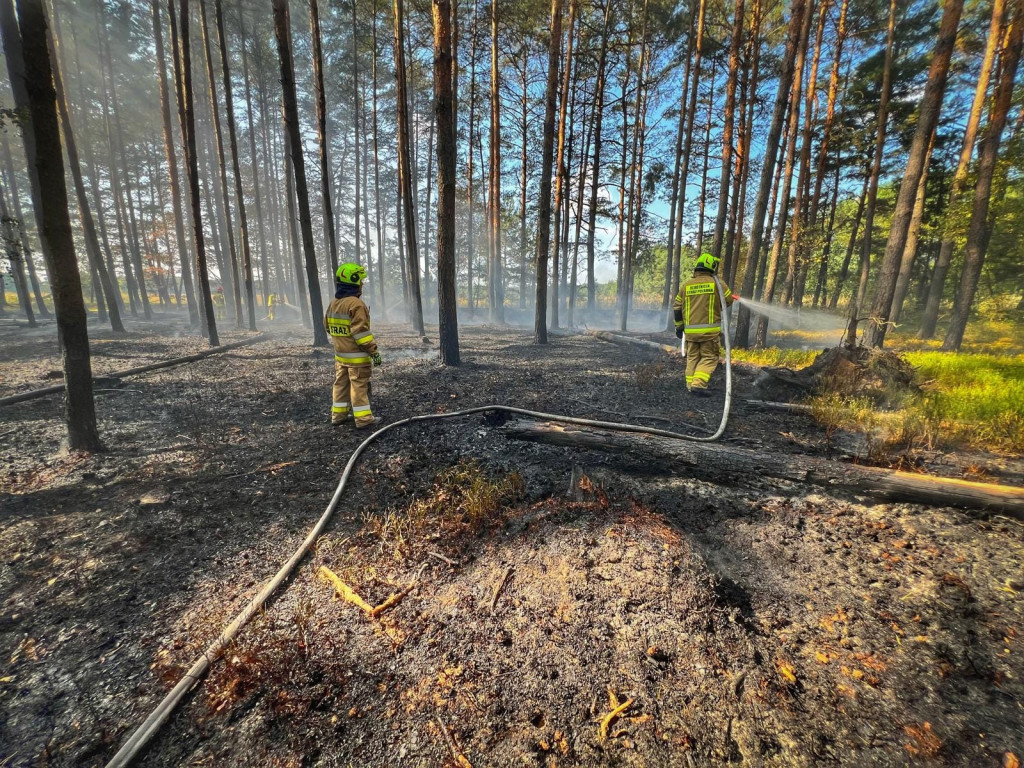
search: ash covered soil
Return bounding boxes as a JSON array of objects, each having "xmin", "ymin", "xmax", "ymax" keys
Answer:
[{"xmin": 1, "ymin": 318, "xmax": 1022, "ymax": 767}]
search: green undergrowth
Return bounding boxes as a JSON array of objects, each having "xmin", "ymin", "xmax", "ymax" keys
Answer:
[
  {"xmin": 731, "ymin": 347, "xmax": 819, "ymax": 369},
  {"xmin": 903, "ymin": 351, "xmax": 1024, "ymax": 453},
  {"xmin": 737, "ymin": 342, "xmax": 1024, "ymax": 455}
]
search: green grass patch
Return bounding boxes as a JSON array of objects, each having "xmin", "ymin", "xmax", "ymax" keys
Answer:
[
  {"xmin": 903, "ymin": 351, "xmax": 1024, "ymax": 453},
  {"xmin": 738, "ymin": 341, "xmax": 1024, "ymax": 454},
  {"xmin": 731, "ymin": 347, "xmax": 819, "ymax": 369}
]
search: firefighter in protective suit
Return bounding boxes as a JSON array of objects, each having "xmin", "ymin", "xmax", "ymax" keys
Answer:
[
  {"xmin": 673, "ymin": 252, "xmax": 737, "ymax": 396},
  {"xmin": 325, "ymin": 263, "xmax": 381, "ymax": 428}
]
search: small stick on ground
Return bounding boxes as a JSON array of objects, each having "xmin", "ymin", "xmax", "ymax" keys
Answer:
[
  {"xmin": 428, "ymin": 551, "xmax": 456, "ymax": 567},
  {"xmin": 599, "ymin": 696, "xmax": 634, "ymax": 741},
  {"xmin": 436, "ymin": 715, "xmax": 473, "ymax": 768},
  {"xmin": 489, "ymin": 566, "xmax": 513, "ymax": 615},
  {"xmin": 370, "ymin": 563, "xmax": 428, "ymax": 617},
  {"xmin": 318, "ymin": 566, "xmax": 375, "ymax": 613}
]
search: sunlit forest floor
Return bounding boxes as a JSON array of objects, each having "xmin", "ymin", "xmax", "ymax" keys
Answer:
[{"xmin": 1, "ymin": 317, "xmax": 1022, "ymax": 766}]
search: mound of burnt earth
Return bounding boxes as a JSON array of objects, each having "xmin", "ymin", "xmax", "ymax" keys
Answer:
[{"xmin": 752, "ymin": 345, "xmax": 918, "ymax": 407}]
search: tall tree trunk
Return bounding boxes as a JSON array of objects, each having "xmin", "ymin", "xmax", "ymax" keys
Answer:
[
  {"xmin": 214, "ymin": 0, "xmax": 256, "ymax": 330},
  {"xmin": 422, "ymin": 108, "xmax": 435, "ymax": 300},
  {"xmin": 781, "ymin": 0, "xmax": 827, "ymax": 307},
  {"xmin": 942, "ymin": 7, "xmax": 1022, "ymax": 351},
  {"xmin": 550, "ymin": 0, "xmax": 576, "ymax": 328},
  {"xmin": 0, "ymin": 177, "xmax": 35, "ymax": 324},
  {"xmin": 519, "ymin": 45, "xmax": 529, "ymax": 309},
  {"xmin": 100, "ymin": 11, "xmax": 151, "ymax": 319},
  {"xmin": 466, "ymin": 0, "xmax": 479, "ymax": 315},
  {"xmin": 753, "ymin": 105, "xmax": 790, "ymax": 303},
  {"xmin": 11, "ymin": 0, "xmax": 99, "ymax": 448},
  {"xmin": 154, "ymin": 0, "xmax": 198, "ymax": 325},
  {"xmin": 615, "ymin": 21, "xmax": 631, "ymax": 313},
  {"xmin": 392, "ymin": 0, "xmax": 425, "ymax": 333},
  {"xmin": 662, "ymin": 4, "xmax": 697, "ymax": 322},
  {"xmin": 867, "ymin": 0, "xmax": 964, "ymax": 347},
  {"xmin": 488, "ymin": 0, "xmax": 504, "ymax": 322},
  {"xmin": 175, "ymin": 0, "xmax": 219, "ymax": 344},
  {"xmin": 727, "ymin": 0, "xmax": 761, "ymax": 291},
  {"xmin": 890, "ymin": 126, "xmax": 936, "ymax": 323},
  {"xmin": 846, "ymin": 0, "xmax": 896, "ymax": 347},
  {"xmin": 569, "ymin": 74, "xmax": 595, "ymax": 328},
  {"xmin": 273, "ymin": 0, "xmax": 328, "ymax": 346},
  {"xmin": 310, "ymin": 0, "xmax": 338, "ymax": 276},
  {"xmin": 828, "ymin": 165, "xmax": 870, "ymax": 310},
  {"xmin": 433, "ymin": 0, "xmax": 459, "ymax": 365},
  {"xmin": 351, "ymin": 0, "xmax": 362, "ymax": 271},
  {"xmin": 619, "ymin": 0, "xmax": 649, "ymax": 332},
  {"xmin": 239, "ymin": 11, "xmax": 270, "ymax": 313},
  {"xmin": 1, "ymin": 0, "xmax": 57, "ymax": 315},
  {"xmin": 55, "ymin": 6, "xmax": 109, "ymax": 303},
  {"xmin": 709, "ymin": 0, "xmax": 745, "ymax": 264},
  {"xmin": 753, "ymin": 0, "xmax": 812, "ymax": 348},
  {"xmin": 585, "ymin": 0, "xmax": 612, "ymax": 314},
  {"xmin": 46, "ymin": 11, "xmax": 123, "ymax": 331},
  {"xmin": 920, "ymin": 0, "xmax": 1005, "ymax": 338},
  {"xmin": 371, "ymin": 0, "xmax": 386, "ymax": 316},
  {"xmin": 169, "ymin": 0, "xmax": 207, "ymax": 334},
  {"xmin": 360, "ymin": 81, "xmax": 373, "ymax": 306},
  {"xmin": 812, "ymin": 160, "xmax": 842, "ymax": 307},
  {"xmin": 199, "ymin": 0, "xmax": 242, "ymax": 325},
  {"xmin": 694, "ymin": 61, "xmax": 718, "ymax": 262},
  {"xmin": 0, "ymin": 134, "xmax": 48, "ymax": 316},
  {"xmin": 534, "ymin": 0, "xmax": 563, "ymax": 344},
  {"xmin": 797, "ymin": 0, "xmax": 848, "ymax": 308}
]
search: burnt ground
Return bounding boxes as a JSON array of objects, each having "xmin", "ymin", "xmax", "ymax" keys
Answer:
[{"xmin": 0, "ymin": 315, "xmax": 1022, "ymax": 767}]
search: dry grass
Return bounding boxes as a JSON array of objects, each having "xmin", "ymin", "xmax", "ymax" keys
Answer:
[{"xmin": 362, "ymin": 461, "xmax": 524, "ymax": 560}]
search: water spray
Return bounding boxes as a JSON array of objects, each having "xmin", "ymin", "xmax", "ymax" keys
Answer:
[{"xmin": 734, "ymin": 296, "xmax": 847, "ymax": 334}]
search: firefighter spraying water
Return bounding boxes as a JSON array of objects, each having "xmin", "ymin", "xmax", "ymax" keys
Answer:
[{"xmin": 672, "ymin": 252, "xmax": 739, "ymax": 396}]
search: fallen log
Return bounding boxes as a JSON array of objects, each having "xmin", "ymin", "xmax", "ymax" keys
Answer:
[
  {"xmin": 591, "ymin": 331, "xmax": 679, "ymax": 356},
  {"xmin": 0, "ymin": 333, "xmax": 269, "ymax": 408},
  {"xmin": 502, "ymin": 419, "xmax": 1024, "ymax": 518}
]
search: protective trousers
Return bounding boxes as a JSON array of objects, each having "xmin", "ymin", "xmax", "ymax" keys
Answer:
[
  {"xmin": 685, "ymin": 337, "xmax": 720, "ymax": 391},
  {"xmin": 332, "ymin": 363, "xmax": 374, "ymax": 426}
]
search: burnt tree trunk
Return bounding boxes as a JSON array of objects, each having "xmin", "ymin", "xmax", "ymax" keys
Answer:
[
  {"xmin": 534, "ymin": 0, "xmax": 563, "ymax": 344},
  {"xmin": 15, "ymin": 0, "xmax": 100, "ymax": 450},
  {"xmin": 392, "ymin": 0, "xmax": 425, "ymax": 333},
  {"xmin": 433, "ymin": 0, "xmax": 459, "ymax": 365},
  {"xmin": 154, "ymin": 0, "xmax": 198, "ymax": 325},
  {"xmin": 46, "ymin": 13, "xmax": 123, "ymax": 331},
  {"xmin": 175, "ymin": 0, "xmax": 219, "ymax": 344},
  {"xmin": 273, "ymin": 0, "xmax": 328, "ymax": 346},
  {"xmin": 310, "ymin": 0, "xmax": 338, "ymax": 276},
  {"xmin": 585, "ymin": 0, "xmax": 612, "ymax": 314},
  {"xmin": 214, "ymin": 0, "xmax": 256, "ymax": 330}
]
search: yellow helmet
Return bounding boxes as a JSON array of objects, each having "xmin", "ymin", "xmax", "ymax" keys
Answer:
[
  {"xmin": 335, "ymin": 263, "xmax": 368, "ymax": 285},
  {"xmin": 695, "ymin": 252, "xmax": 720, "ymax": 272}
]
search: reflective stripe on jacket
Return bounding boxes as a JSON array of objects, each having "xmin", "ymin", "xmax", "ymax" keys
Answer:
[
  {"xmin": 325, "ymin": 295, "xmax": 378, "ymax": 366},
  {"xmin": 672, "ymin": 274, "xmax": 734, "ymax": 340}
]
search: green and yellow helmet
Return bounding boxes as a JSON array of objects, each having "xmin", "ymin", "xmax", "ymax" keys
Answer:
[
  {"xmin": 335, "ymin": 262, "xmax": 368, "ymax": 286},
  {"xmin": 695, "ymin": 252, "xmax": 720, "ymax": 272}
]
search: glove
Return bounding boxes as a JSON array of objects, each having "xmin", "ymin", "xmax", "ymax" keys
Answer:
[
  {"xmin": 370, "ymin": 351, "xmax": 382, "ymax": 367},
  {"xmin": 675, "ymin": 327, "xmax": 684, "ymax": 340},
  {"xmin": 732, "ymin": 293, "xmax": 741, "ymax": 301}
]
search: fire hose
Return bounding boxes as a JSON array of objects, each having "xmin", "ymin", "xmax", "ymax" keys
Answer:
[{"xmin": 105, "ymin": 283, "xmax": 735, "ymax": 767}]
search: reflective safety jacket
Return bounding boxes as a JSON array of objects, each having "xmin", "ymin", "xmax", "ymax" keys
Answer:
[
  {"xmin": 673, "ymin": 272, "xmax": 734, "ymax": 340},
  {"xmin": 324, "ymin": 295, "xmax": 378, "ymax": 366}
]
